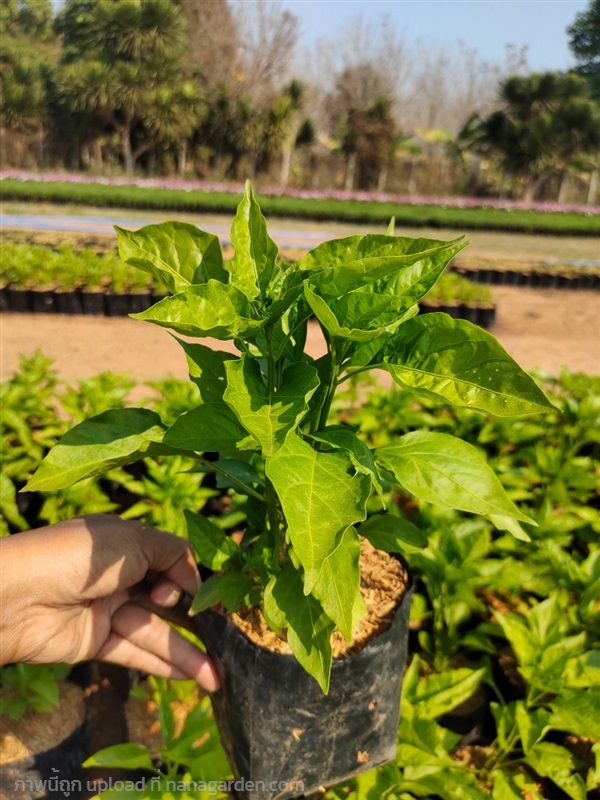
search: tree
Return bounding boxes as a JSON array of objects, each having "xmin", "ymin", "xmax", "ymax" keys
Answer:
[
  {"xmin": 341, "ymin": 96, "xmax": 399, "ymax": 190},
  {"xmin": 53, "ymin": 0, "xmax": 201, "ymax": 174},
  {"xmin": 568, "ymin": 0, "xmax": 600, "ymax": 101},
  {"xmin": 461, "ymin": 71, "xmax": 600, "ymax": 201},
  {"xmin": 0, "ymin": 0, "xmax": 57, "ymax": 165}
]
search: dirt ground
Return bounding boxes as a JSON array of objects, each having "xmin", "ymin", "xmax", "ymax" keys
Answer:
[{"xmin": 1, "ymin": 287, "xmax": 599, "ymax": 389}]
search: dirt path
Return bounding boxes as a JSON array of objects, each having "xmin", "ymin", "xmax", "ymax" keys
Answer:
[{"xmin": 1, "ymin": 287, "xmax": 599, "ymax": 388}]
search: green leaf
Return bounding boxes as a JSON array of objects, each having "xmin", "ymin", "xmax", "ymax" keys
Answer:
[
  {"xmin": 311, "ymin": 426, "xmax": 383, "ymax": 494},
  {"xmin": 525, "ymin": 742, "xmax": 587, "ymax": 800},
  {"xmin": 299, "ymin": 234, "xmax": 466, "ymax": 296},
  {"xmin": 218, "ymin": 571, "xmax": 253, "ymax": 612},
  {"xmin": 83, "ymin": 743, "xmax": 156, "ymax": 771},
  {"xmin": 409, "ymin": 667, "xmax": 485, "ymax": 718},
  {"xmin": 263, "ymin": 562, "xmax": 334, "ymax": 693},
  {"xmin": 494, "ymin": 612, "xmax": 537, "ymax": 666},
  {"xmin": 550, "ymin": 688, "xmax": 600, "ymax": 739},
  {"xmin": 515, "ymin": 702, "xmax": 550, "ymax": 754},
  {"xmin": 358, "ymin": 513, "xmax": 427, "ymax": 553},
  {"xmin": 25, "ymin": 409, "xmax": 166, "ymax": 491},
  {"xmin": 116, "ymin": 221, "xmax": 226, "ymax": 293},
  {"xmin": 190, "ymin": 574, "xmax": 221, "ymax": 614},
  {"xmin": 174, "ymin": 338, "xmax": 235, "ymax": 402},
  {"xmin": 492, "ymin": 770, "xmax": 529, "ymax": 800},
  {"xmin": 131, "ymin": 281, "xmax": 265, "ymax": 340},
  {"xmin": 376, "ymin": 431, "xmax": 535, "ymax": 526},
  {"xmin": 384, "ymin": 314, "xmax": 554, "ymax": 416},
  {"xmin": 163, "ymin": 402, "xmax": 250, "ymax": 453},
  {"xmin": 228, "ymin": 181, "xmax": 278, "ymax": 300},
  {"xmin": 265, "ymin": 434, "xmax": 370, "ymax": 592},
  {"xmin": 310, "ymin": 526, "xmax": 362, "ymax": 642},
  {"xmin": 223, "ymin": 356, "xmax": 319, "ymax": 456},
  {"xmin": 305, "ymin": 282, "xmax": 412, "ymax": 342},
  {"xmin": 398, "ymin": 765, "xmax": 489, "ymax": 800},
  {"xmin": 184, "ymin": 509, "xmax": 240, "ymax": 570},
  {"xmin": 523, "ymin": 633, "xmax": 587, "ymax": 693},
  {"xmin": 0, "ymin": 474, "xmax": 28, "ymax": 530},
  {"xmin": 564, "ymin": 649, "xmax": 600, "ymax": 687}
]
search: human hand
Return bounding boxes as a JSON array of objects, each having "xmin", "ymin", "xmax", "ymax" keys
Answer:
[{"xmin": 0, "ymin": 515, "xmax": 219, "ymax": 692}]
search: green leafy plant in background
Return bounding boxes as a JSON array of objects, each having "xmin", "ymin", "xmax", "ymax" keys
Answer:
[
  {"xmin": 83, "ymin": 678, "xmax": 232, "ymax": 800},
  {"xmin": 26, "ymin": 182, "xmax": 553, "ymax": 692},
  {"xmin": 0, "ymin": 663, "xmax": 71, "ymax": 720}
]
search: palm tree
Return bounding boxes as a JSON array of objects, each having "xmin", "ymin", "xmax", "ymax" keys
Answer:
[
  {"xmin": 461, "ymin": 72, "xmax": 600, "ymax": 201},
  {"xmin": 53, "ymin": 0, "xmax": 199, "ymax": 174}
]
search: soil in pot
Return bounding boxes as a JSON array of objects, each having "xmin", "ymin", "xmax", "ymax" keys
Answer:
[
  {"xmin": 194, "ymin": 539, "xmax": 413, "ymax": 800},
  {"xmin": 0, "ymin": 682, "xmax": 87, "ymax": 800}
]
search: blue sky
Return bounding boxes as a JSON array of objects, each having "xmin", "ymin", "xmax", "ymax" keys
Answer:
[{"xmin": 278, "ymin": 0, "xmax": 588, "ymax": 72}]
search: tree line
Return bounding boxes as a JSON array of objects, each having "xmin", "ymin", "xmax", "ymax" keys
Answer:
[{"xmin": 1, "ymin": 0, "xmax": 599, "ymax": 203}]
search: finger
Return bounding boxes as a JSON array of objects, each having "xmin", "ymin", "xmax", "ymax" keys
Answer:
[
  {"xmin": 141, "ymin": 531, "xmax": 201, "ymax": 597},
  {"xmin": 149, "ymin": 579, "xmax": 182, "ymax": 608},
  {"xmin": 96, "ymin": 632, "xmax": 189, "ymax": 680},
  {"xmin": 110, "ymin": 602, "xmax": 220, "ymax": 692}
]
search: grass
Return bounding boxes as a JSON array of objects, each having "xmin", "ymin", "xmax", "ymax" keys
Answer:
[{"xmin": 2, "ymin": 178, "xmax": 599, "ymax": 235}]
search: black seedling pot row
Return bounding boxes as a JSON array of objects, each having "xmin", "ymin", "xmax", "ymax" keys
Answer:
[
  {"xmin": 1, "ymin": 288, "xmax": 496, "ymax": 328},
  {"xmin": 453, "ymin": 266, "xmax": 600, "ymax": 290},
  {"xmin": 419, "ymin": 302, "xmax": 496, "ymax": 329},
  {"xmin": 0, "ymin": 287, "xmax": 163, "ymax": 316}
]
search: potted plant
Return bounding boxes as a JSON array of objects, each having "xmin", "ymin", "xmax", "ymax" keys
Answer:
[{"xmin": 26, "ymin": 183, "xmax": 553, "ymax": 799}]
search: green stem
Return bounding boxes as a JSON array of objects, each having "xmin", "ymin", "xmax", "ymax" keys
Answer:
[
  {"xmin": 338, "ymin": 364, "xmax": 375, "ymax": 384},
  {"xmin": 274, "ymin": 313, "xmax": 311, "ymax": 361},
  {"xmin": 265, "ymin": 325, "xmax": 283, "ymax": 566},
  {"xmin": 317, "ymin": 339, "xmax": 345, "ymax": 430},
  {"xmin": 195, "ymin": 455, "xmax": 264, "ymax": 501}
]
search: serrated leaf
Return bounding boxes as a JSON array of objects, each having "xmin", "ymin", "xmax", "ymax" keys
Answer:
[
  {"xmin": 310, "ymin": 526, "xmax": 362, "ymax": 642},
  {"xmin": 131, "ymin": 281, "xmax": 265, "ymax": 340},
  {"xmin": 384, "ymin": 314, "xmax": 554, "ymax": 416},
  {"xmin": 263, "ymin": 561, "xmax": 334, "ymax": 693},
  {"xmin": 358, "ymin": 513, "xmax": 427, "ymax": 553},
  {"xmin": 224, "ymin": 356, "xmax": 319, "ymax": 456},
  {"xmin": 228, "ymin": 181, "xmax": 278, "ymax": 299},
  {"xmin": 184, "ymin": 509, "xmax": 240, "ymax": 570},
  {"xmin": 163, "ymin": 401, "xmax": 250, "ymax": 453},
  {"xmin": 376, "ymin": 431, "xmax": 535, "ymax": 526},
  {"xmin": 190, "ymin": 574, "xmax": 221, "ymax": 614},
  {"xmin": 265, "ymin": 434, "xmax": 370, "ymax": 592},
  {"xmin": 25, "ymin": 409, "xmax": 166, "ymax": 491},
  {"xmin": 116, "ymin": 221, "xmax": 226, "ymax": 293},
  {"xmin": 525, "ymin": 742, "xmax": 587, "ymax": 800},
  {"xmin": 311, "ymin": 426, "xmax": 383, "ymax": 494},
  {"xmin": 83, "ymin": 743, "xmax": 156, "ymax": 771},
  {"xmin": 174, "ymin": 338, "xmax": 235, "ymax": 402}
]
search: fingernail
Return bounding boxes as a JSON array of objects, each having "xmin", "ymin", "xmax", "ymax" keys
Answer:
[{"xmin": 155, "ymin": 586, "xmax": 181, "ymax": 606}]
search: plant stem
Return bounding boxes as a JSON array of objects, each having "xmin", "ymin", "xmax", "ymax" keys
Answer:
[
  {"xmin": 337, "ymin": 364, "xmax": 374, "ymax": 384},
  {"xmin": 274, "ymin": 313, "xmax": 311, "ymax": 361},
  {"xmin": 317, "ymin": 339, "xmax": 345, "ymax": 430},
  {"xmin": 195, "ymin": 455, "xmax": 264, "ymax": 501},
  {"xmin": 265, "ymin": 324, "xmax": 283, "ymax": 565}
]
